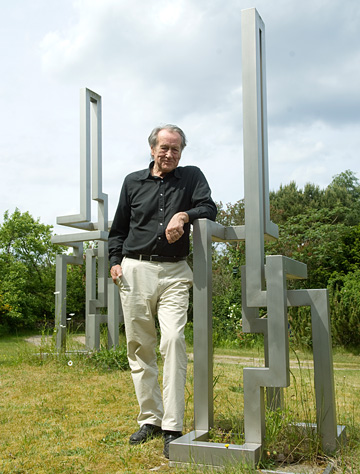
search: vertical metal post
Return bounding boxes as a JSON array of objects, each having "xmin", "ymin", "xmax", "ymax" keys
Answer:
[
  {"xmin": 79, "ymin": 89, "xmax": 91, "ymax": 223},
  {"xmin": 193, "ymin": 219, "xmax": 213, "ymax": 431},
  {"xmin": 107, "ymin": 278, "xmax": 122, "ymax": 348},
  {"xmin": 310, "ymin": 289, "xmax": 338, "ymax": 451},
  {"xmin": 54, "ymin": 244, "xmax": 83, "ymax": 350},
  {"xmin": 242, "ymin": 8, "xmax": 278, "ymax": 307},
  {"xmin": 265, "ymin": 257, "xmax": 290, "ymax": 387},
  {"xmin": 55, "ymin": 254, "xmax": 67, "ymax": 349},
  {"xmin": 86, "ymin": 247, "xmax": 99, "ymax": 350},
  {"xmin": 242, "ymin": 8, "xmax": 266, "ymax": 301}
]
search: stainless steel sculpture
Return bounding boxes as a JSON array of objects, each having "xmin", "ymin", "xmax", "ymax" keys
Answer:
[
  {"xmin": 52, "ymin": 88, "xmax": 122, "ymax": 351},
  {"xmin": 169, "ymin": 8, "xmax": 345, "ymax": 467}
]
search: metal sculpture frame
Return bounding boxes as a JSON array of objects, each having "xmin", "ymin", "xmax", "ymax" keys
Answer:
[
  {"xmin": 52, "ymin": 88, "xmax": 122, "ymax": 351},
  {"xmin": 169, "ymin": 8, "xmax": 345, "ymax": 467}
]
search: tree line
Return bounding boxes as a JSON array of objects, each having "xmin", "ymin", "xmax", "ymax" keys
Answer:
[
  {"xmin": 0, "ymin": 210, "xmax": 86, "ymax": 335},
  {"xmin": 1, "ymin": 170, "xmax": 360, "ymax": 347}
]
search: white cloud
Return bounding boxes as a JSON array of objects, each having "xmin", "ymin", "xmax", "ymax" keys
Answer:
[
  {"xmin": 269, "ymin": 121, "xmax": 360, "ymax": 191},
  {"xmin": 0, "ymin": 0, "xmax": 359, "ymax": 231}
]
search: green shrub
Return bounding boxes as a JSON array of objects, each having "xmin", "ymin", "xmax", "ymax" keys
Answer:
[{"xmin": 329, "ymin": 270, "xmax": 360, "ymax": 347}]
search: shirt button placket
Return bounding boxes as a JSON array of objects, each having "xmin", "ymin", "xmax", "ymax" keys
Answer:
[{"xmin": 158, "ymin": 180, "xmax": 165, "ymax": 240}]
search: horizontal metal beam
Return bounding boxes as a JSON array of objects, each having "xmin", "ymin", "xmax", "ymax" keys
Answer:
[{"xmin": 52, "ymin": 230, "xmax": 108, "ymax": 245}]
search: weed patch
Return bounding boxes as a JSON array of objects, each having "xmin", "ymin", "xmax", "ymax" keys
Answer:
[{"xmin": 86, "ymin": 345, "xmax": 130, "ymax": 371}]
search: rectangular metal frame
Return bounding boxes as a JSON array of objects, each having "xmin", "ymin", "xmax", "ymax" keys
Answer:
[{"xmin": 52, "ymin": 88, "xmax": 121, "ymax": 351}]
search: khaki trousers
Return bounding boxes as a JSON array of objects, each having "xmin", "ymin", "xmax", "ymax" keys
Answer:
[{"xmin": 119, "ymin": 257, "xmax": 193, "ymax": 432}]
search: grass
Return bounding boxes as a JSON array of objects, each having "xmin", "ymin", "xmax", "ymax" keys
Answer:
[{"xmin": 0, "ymin": 333, "xmax": 359, "ymax": 473}]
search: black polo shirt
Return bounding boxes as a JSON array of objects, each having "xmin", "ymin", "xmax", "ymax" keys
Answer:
[{"xmin": 108, "ymin": 162, "xmax": 217, "ymax": 268}]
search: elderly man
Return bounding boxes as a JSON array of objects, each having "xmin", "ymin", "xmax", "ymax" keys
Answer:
[{"xmin": 108, "ymin": 124, "xmax": 217, "ymax": 458}]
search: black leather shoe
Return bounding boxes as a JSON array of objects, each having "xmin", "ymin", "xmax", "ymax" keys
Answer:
[
  {"xmin": 129, "ymin": 424, "xmax": 162, "ymax": 445},
  {"xmin": 163, "ymin": 431, "xmax": 182, "ymax": 459}
]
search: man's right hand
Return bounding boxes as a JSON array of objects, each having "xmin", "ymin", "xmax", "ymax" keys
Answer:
[{"xmin": 110, "ymin": 264, "xmax": 123, "ymax": 285}]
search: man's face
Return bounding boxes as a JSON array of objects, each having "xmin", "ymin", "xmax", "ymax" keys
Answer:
[{"xmin": 151, "ymin": 129, "xmax": 182, "ymax": 176}]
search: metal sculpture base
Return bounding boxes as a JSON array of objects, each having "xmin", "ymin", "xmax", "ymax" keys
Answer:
[{"xmin": 170, "ymin": 431, "xmax": 261, "ymax": 468}]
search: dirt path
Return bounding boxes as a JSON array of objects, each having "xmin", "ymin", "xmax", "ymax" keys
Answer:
[
  {"xmin": 208, "ymin": 354, "xmax": 360, "ymax": 371},
  {"xmin": 25, "ymin": 335, "xmax": 86, "ymax": 346},
  {"xmin": 25, "ymin": 336, "xmax": 359, "ymax": 371}
]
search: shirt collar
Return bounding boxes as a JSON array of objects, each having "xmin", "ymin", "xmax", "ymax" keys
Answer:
[{"xmin": 137, "ymin": 161, "xmax": 182, "ymax": 180}]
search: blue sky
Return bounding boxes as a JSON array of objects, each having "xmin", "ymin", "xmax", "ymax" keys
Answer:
[{"xmin": 1, "ymin": 0, "xmax": 359, "ymax": 234}]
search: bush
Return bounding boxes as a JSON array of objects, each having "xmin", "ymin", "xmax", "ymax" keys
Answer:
[{"xmin": 329, "ymin": 270, "xmax": 360, "ymax": 347}]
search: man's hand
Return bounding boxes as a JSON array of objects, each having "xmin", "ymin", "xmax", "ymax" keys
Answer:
[
  {"xmin": 110, "ymin": 264, "xmax": 123, "ymax": 285},
  {"xmin": 165, "ymin": 212, "xmax": 189, "ymax": 244}
]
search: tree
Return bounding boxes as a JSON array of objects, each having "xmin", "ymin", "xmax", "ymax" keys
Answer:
[
  {"xmin": 212, "ymin": 171, "xmax": 360, "ymax": 347},
  {"xmin": 0, "ymin": 210, "xmax": 94, "ymax": 334},
  {"xmin": 323, "ymin": 170, "xmax": 360, "ymax": 226},
  {"xmin": 0, "ymin": 210, "xmax": 61, "ymax": 332},
  {"xmin": 329, "ymin": 269, "xmax": 360, "ymax": 347},
  {"xmin": 266, "ymin": 208, "xmax": 352, "ymax": 289}
]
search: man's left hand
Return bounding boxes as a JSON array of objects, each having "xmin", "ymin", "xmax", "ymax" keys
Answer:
[{"xmin": 165, "ymin": 212, "xmax": 189, "ymax": 244}]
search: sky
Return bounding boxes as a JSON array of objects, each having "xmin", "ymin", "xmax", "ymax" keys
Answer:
[{"xmin": 1, "ymin": 0, "xmax": 359, "ymax": 235}]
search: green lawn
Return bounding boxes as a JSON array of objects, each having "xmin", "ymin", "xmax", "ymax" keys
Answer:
[{"xmin": 0, "ymin": 333, "xmax": 359, "ymax": 473}]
